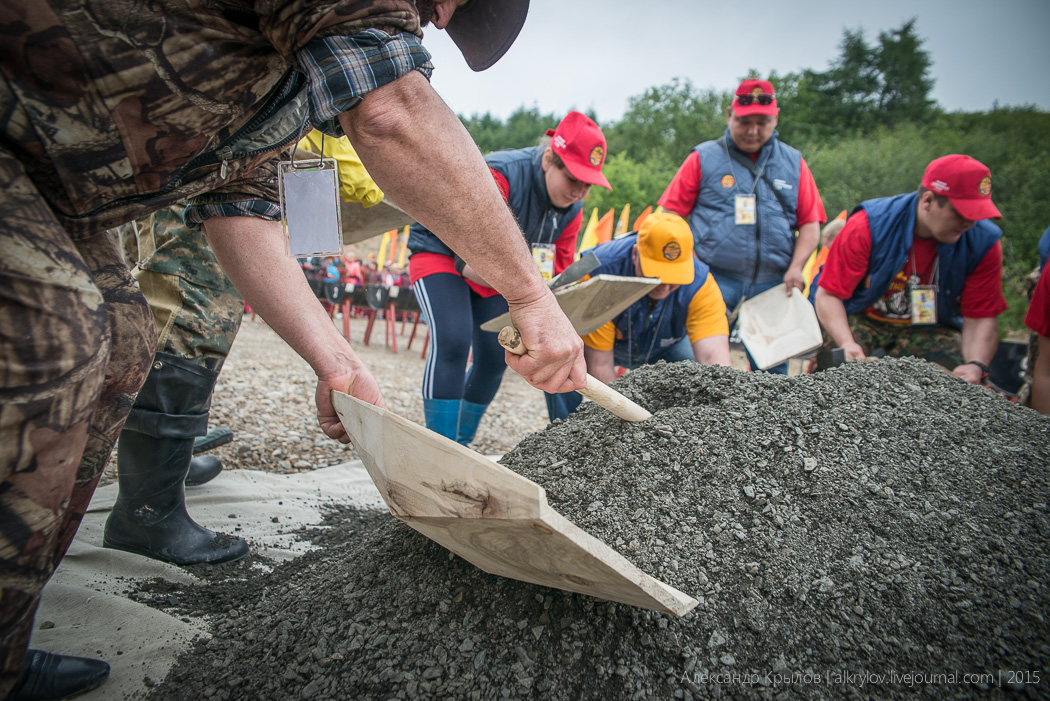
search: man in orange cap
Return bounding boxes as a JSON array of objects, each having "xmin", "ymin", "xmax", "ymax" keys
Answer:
[
  {"xmin": 812, "ymin": 155, "xmax": 1006, "ymax": 383},
  {"xmin": 658, "ymin": 78, "xmax": 827, "ymax": 375},
  {"xmin": 547, "ymin": 212, "xmax": 731, "ymax": 420}
]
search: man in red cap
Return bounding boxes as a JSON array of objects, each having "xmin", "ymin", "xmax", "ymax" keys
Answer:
[
  {"xmin": 406, "ymin": 111, "xmax": 611, "ymax": 445},
  {"xmin": 658, "ymin": 78, "xmax": 827, "ymax": 374},
  {"xmin": 812, "ymin": 155, "xmax": 1006, "ymax": 384}
]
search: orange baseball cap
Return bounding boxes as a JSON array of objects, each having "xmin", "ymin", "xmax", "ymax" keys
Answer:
[
  {"xmin": 921, "ymin": 154, "xmax": 1002, "ymax": 221},
  {"xmin": 546, "ymin": 111, "xmax": 612, "ymax": 190},
  {"xmin": 636, "ymin": 213, "xmax": 694, "ymax": 285}
]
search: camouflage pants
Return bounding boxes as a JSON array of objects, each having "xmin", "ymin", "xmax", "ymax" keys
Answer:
[
  {"xmin": 119, "ymin": 206, "xmax": 245, "ymax": 370},
  {"xmin": 0, "ymin": 151, "xmax": 156, "ymax": 696},
  {"xmin": 815, "ymin": 315, "xmax": 964, "ymax": 371}
]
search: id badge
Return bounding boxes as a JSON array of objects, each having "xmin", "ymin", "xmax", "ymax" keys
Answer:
[
  {"xmin": 278, "ymin": 158, "xmax": 342, "ymax": 257},
  {"xmin": 734, "ymin": 195, "xmax": 757, "ymax": 225},
  {"xmin": 532, "ymin": 243, "xmax": 556, "ymax": 281},
  {"xmin": 910, "ymin": 285, "xmax": 937, "ymax": 325}
]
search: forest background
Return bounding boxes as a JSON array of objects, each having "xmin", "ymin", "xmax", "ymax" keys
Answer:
[{"xmin": 459, "ymin": 21, "xmax": 1048, "ymax": 332}]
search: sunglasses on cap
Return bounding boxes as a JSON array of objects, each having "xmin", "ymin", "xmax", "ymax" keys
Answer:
[{"xmin": 735, "ymin": 93, "xmax": 775, "ymax": 106}]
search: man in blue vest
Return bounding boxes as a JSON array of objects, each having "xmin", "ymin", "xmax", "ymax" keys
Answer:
[
  {"xmin": 659, "ymin": 78, "xmax": 827, "ymax": 374},
  {"xmin": 547, "ymin": 212, "xmax": 730, "ymax": 420},
  {"xmin": 812, "ymin": 155, "xmax": 1006, "ymax": 384}
]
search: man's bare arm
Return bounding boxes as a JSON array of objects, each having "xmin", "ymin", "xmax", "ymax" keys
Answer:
[
  {"xmin": 814, "ymin": 287, "xmax": 865, "ymax": 360},
  {"xmin": 338, "ymin": 72, "xmax": 585, "ymax": 393},
  {"xmin": 954, "ymin": 315, "xmax": 999, "ymax": 384}
]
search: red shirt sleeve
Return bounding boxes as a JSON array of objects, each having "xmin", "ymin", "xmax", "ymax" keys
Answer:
[
  {"xmin": 959, "ymin": 241, "xmax": 1007, "ymax": 319},
  {"xmin": 555, "ymin": 212, "xmax": 582, "ymax": 274},
  {"xmin": 1026, "ymin": 265, "xmax": 1050, "ymax": 337},
  {"xmin": 816, "ymin": 210, "xmax": 873, "ymax": 299},
  {"xmin": 491, "ymin": 168, "xmax": 510, "ymax": 202},
  {"xmin": 796, "ymin": 159, "xmax": 827, "ymax": 227},
  {"xmin": 657, "ymin": 151, "xmax": 701, "ymax": 218}
]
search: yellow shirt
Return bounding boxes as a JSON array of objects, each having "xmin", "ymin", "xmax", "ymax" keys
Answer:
[
  {"xmin": 296, "ymin": 130, "xmax": 384, "ymax": 207},
  {"xmin": 582, "ymin": 273, "xmax": 729, "ymax": 351}
]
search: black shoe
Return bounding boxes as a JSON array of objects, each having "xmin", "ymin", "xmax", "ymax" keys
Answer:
[
  {"xmin": 185, "ymin": 455, "xmax": 223, "ymax": 487},
  {"xmin": 8, "ymin": 650, "xmax": 109, "ymax": 701},
  {"xmin": 192, "ymin": 427, "xmax": 233, "ymax": 455}
]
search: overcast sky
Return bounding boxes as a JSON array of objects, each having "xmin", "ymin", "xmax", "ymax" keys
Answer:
[{"xmin": 422, "ymin": 0, "xmax": 1050, "ymax": 123}]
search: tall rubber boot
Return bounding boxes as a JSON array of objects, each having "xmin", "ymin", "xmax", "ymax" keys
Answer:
[
  {"xmin": 103, "ymin": 353, "xmax": 248, "ymax": 565},
  {"xmin": 456, "ymin": 401, "xmax": 489, "ymax": 446},
  {"xmin": 422, "ymin": 398, "xmax": 461, "ymax": 441}
]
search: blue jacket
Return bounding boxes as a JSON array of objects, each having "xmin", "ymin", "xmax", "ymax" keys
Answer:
[
  {"xmin": 407, "ymin": 146, "xmax": 581, "ymax": 258},
  {"xmin": 584, "ymin": 235, "xmax": 710, "ymax": 366},
  {"xmin": 687, "ymin": 129, "xmax": 802, "ymax": 284},
  {"xmin": 811, "ymin": 191, "xmax": 1002, "ymax": 330}
]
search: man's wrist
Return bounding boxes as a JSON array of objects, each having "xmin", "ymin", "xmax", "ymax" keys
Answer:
[{"xmin": 964, "ymin": 359, "xmax": 990, "ymax": 378}]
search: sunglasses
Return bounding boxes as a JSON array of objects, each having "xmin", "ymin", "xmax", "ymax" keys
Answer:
[{"xmin": 735, "ymin": 93, "xmax": 775, "ymax": 106}]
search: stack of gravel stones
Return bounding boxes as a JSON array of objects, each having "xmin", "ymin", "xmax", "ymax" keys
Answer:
[{"xmin": 145, "ymin": 357, "xmax": 1049, "ymax": 700}]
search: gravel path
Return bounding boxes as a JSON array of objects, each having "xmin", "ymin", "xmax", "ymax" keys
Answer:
[{"xmin": 103, "ymin": 313, "xmax": 553, "ymax": 485}]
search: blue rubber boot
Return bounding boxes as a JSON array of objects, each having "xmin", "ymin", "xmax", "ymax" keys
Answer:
[
  {"xmin": 422, "ymin": 398, "xmax": 461, "ymax": 441},
  {"xmin": 456, "ymin": 401, "xmax": 489, "ymax": 446}
]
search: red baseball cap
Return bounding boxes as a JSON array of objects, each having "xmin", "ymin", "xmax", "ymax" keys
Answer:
[
  {"xmin": 921, "ymin": 155, "xmax": 1002, "ymax": 221},
  {"xmin": 545, "ymin": 111, "xmax": 612, "ymax": 190},
  {"xmin": 446, "ymin": 0, "xmax": 530, "ymax": 72},
  {"xmin": 732, "ymin": 79, "xmax": 778, "ymax": 117}
]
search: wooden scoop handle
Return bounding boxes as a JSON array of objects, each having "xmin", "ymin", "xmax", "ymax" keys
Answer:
[{"xmin": 498, "ymin": 326, "xmax": 652, "ymax": 422}]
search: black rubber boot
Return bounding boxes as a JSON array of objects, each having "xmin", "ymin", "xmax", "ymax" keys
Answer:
[
  {"xmin": 103, "ymin": 353, "xmax": 248, "ymax": 566},
  {"xmin": 185, "ymin": 455, "xmax": 223, "ymax": 487},
  {"xmin": 8, "ymin": 650, "xmax": 110, "ymax": 701},
  {"xmin": 187, "ymin": 427, "xmax": 233, "ymax": 487}
]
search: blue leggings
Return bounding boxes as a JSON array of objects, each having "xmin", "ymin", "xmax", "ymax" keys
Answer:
[{"xmin": 413, "ymin": 273, "xmax": 510, "ymax": 404}]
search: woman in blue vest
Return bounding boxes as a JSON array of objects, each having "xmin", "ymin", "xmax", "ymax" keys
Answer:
[{"xmin": 407, "ymin": 112, "xmax": 611, "ymax": 444}]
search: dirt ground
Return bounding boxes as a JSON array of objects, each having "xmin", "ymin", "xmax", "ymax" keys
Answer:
[{"xmin": 138, "ymin": 354, "xmax": 1049, "ymax": 700}]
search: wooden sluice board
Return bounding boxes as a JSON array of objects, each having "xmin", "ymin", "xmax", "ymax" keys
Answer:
[
  {"xmin": 332, "ymin": 391, "xmax": 698, "ymax": 617},
  {"xmin": 480, "ymin": 275, "xmax": 659, "ymax": 336}
]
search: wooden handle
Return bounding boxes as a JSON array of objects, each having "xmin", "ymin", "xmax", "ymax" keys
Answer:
[{"xmin": 498, "ymin": 327, "xmax": 652, "ymax": 422}]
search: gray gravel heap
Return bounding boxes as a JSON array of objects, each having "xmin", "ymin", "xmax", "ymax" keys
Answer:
[{"xmin": 143, "ymin": 357, "xmax": 1049, "ymax": 700}]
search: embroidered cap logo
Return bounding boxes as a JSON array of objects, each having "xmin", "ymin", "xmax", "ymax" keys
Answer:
[
  {"xmin": 662, "ymin": 241, "xmax": 682, "ymax": 261},
  {"xmin": 978, "ymin": 176, "xmax": 992, "ymax": 197},
  {"xmin": 589, "ymin": 145, "xmax": 604, "ymax": 167}
]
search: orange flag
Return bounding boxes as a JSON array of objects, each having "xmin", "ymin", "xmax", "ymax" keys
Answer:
[
  {"xmin": 595, "ymin": 209, "xmax": 615, "ymax": 244},
  {"xmin": 632, "ymin": 205, "xmax": 653, "ymax": 231}
]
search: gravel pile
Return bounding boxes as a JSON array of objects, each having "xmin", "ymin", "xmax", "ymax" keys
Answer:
[{"xmin": 140, "ymin": 356, "xmax": 1048, "ymax": 700}]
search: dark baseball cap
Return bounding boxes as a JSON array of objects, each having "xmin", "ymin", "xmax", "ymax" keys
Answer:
[{"xmin": 446, "ymin": 0, "xmax": 530, "ymax": 71}]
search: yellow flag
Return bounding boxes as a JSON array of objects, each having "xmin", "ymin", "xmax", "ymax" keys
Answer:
[
  {"xmin": 613, "ymin": 203, "xmax": 631, "ymax": 239},
  {"xmin": 397, "ymin": 225, "xmax": 410, "ymax": 268},
  {"xmin": 576, "ymin": 208, "xmax": 600, "ymax": 257},
  {"xmin": 377, "ymin": 229, "xmax": 394, "ymax": 265}
]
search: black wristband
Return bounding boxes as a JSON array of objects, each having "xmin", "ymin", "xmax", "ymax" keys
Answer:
[{"xmin": 965, "ymin": 360, "xmax": 989, "ymax": 377}]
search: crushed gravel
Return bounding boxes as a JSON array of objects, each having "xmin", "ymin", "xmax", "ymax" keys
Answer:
[{"xmin": 138, "ymin": 354, "xmax": 1049, "ymax": 700}]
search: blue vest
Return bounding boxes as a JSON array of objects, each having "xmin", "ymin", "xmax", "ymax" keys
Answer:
[
  {"xmin": 813, "ymin": 192, "xmax": 1001, "ymax": 330},
  {"xmin": 687, "ymin": 129, "xmax": 802, "ymax": 284},
  {"xmin": 584, "ymin": 235, "xmax": 710, "ymax": 366},
  {"xmin": 408, "ymin": 146, "xmax": 582, "ymax": 258}
]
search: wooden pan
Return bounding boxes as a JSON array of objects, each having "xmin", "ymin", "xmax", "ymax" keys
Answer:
[{"xmin": 332, "ymin": 391, "xmax": 698, "ymax": 617}]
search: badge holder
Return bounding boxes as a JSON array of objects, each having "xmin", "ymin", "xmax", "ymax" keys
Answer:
[
  {"xmin": 734, "ymin": 194, "xmax": 756, "ymax": 225},
  {"xmin": 531, "ymin": 243, "xmax": 556, "ymax": 282},
  {"xmin": 278, "ymin": 136, "xmax": 342, "ymax": 257},
  {"xmin": 910, "ymin": 285, "xmax": 937, "ymax": 325}
]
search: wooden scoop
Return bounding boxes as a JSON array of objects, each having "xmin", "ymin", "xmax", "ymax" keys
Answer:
[{"xmin": 498, "ymin": 326, "xmax": 652, "ymax": 422}]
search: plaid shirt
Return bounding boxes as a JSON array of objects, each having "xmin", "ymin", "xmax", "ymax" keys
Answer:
[{"xmin": 188, "ymin": 29, "xmax": 431, "ymax": 227}]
